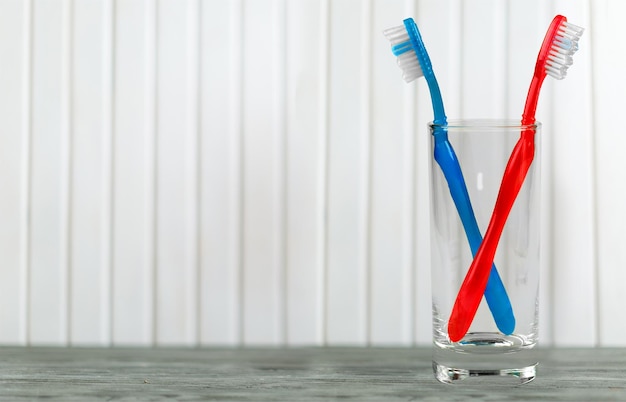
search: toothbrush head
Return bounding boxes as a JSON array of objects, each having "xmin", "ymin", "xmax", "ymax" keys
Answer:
[
  {"xmin": 522, "ymin": 15, "xmax": 584, "ymax": 124},
  {"xmin": 383, "ymin": 18, "xmax": 427, "ymax": 83},
  {"xmin": 538, "ymin": 15, "xmax": 584, "ymax": 80},
  {"xmin": 383, "ymin": 18, "xmax": 447, "ymax": 124}
]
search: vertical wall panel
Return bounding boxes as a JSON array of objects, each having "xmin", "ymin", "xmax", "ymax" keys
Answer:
[
  {"xmin": 69, "ymin": 0, "xmax": 111, "ymax": 345},
  {"xmin": 460, "ymin": 0, "xmax": 507, "ymax": 118},
  {"xmin": 369, "ymin": 0, "xmax": 411, "ymax": 344},
  {"xmin": 29, "ymin": 0, "xmax": 68, "ymax": 345},
  {"xmin": 326, "ymin": 0, "xmax": 368, "ymax": 345},
  {"xmin": 507, "ymin": 0, "xmax": 554, "ymax": 346},
  {"xmin": 154, "ymin": 0, "xmax": 199, "ymax": 346},
  {"xmin": 549, "ymin": 0, "xmax": 596, "ymax": 346},
  {"xmin": 506, "ymin": 1, "xmax": 547, "ymax": 119},
  {"xmin": 241, "ymin": 0, "xmax": 284, "ymax": 345},
  {"xmin": 591, "ymin": 0, "xmax": 626, "ymax": 347},
  {"xmin": 399, "ymin": 0, "xmax": 417, "ymax": 346},
  {"xmin": 0, "ymin": 0, "xmax": 28, "ymax": 345},
  {"xmin": 412, "ymin": 1, "xmax": 434, "ymax": 346},
  {"xmin": 457, "ymin": 0, "xmax": 508, "ymax": 340},
  {"xmin": 413, "ymin": 0, "xmax": 463, "ymax": 345},
  {"xmin": 112, "ymin": 0, "xmax": 155, "ymax": 345},
  {"xmin": 285, "ymin": 0, "xmax": 325, "ymax": 345},
  {"xmin": 199, "ymin": 0, "xmax": 242, "ymax": 346}
]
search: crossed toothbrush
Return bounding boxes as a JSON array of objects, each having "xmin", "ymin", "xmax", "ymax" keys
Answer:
[
  {"xmin": 384, "ymin": 19, "xmax": 515, "ymax": 336},
  {"xmin": 384, "ymin": 15, "xmax": 583, "ymax": 342}
]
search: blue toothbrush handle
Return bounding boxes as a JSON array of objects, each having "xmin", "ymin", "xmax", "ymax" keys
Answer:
[{"xmin": 434, "ymin": 139, "xmax": 515, "ymax": 335}]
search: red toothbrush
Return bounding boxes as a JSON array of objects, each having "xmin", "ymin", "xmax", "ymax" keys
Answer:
[{"xmin": 448, "ymin": 15, "xmax": 584, "ymax": 342}]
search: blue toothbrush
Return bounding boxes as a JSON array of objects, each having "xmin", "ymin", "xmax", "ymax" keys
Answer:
[{"xmin": 383, "ymin": 18, "xmax": 515, "ymax": 335}]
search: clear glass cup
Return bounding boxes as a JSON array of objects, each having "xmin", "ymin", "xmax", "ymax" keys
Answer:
[{"xmin": 429, "ymin": 119, "xmax": 541, "ymax": 385}]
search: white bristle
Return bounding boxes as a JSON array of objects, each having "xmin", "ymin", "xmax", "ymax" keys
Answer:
[
  {"xmin": 383, "ymin": 25, "xmax": 409, "ymax": 46},
  {"xmin": 383, "ymin": 24, "xmax": 424, "ymax": 83},
  {"xmin": 545, "ymin": 20, "xmax": 584, "ymax": 80}
]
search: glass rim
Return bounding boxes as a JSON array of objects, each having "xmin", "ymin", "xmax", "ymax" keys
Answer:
[{"xmin": 429, "ymin": 119, "xmax": 541, "ymax": 131}]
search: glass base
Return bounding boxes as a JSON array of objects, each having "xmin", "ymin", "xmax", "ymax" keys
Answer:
[
  {"xmin": 432, "ymin": 331, "xmax": 538, "ymax": 385},
  {"xmin": 433, "ymin": 361, "xmax": 536, "ymax": 385}
]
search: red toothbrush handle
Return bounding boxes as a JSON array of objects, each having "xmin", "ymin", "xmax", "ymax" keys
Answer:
[{"xmin": 448, "ymin": 131, "xmax": 535, "ymax": 342}]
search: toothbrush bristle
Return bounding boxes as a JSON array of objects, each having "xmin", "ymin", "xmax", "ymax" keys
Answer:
[
  {"xmin": 545, "ymin": 20, "xmax": 584, "ymax": 80},
  {"xmin": 383, "ymin": 25, "xmax": 424, "ymax": 83}
]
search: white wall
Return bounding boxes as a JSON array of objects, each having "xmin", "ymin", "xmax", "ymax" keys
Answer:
[{"xmin": 0, "ymin": 0, "xmax": 623, "ymax": 347}]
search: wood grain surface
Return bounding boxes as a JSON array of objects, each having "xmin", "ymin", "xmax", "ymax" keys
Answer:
[{"xmin": 0, "ymin": 347, "xmax": 624, "ymax": 400}]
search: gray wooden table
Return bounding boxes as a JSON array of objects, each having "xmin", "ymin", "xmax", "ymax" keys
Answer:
[{"xmin": 0, "ymin": 346, "xmax": 624, "ymax": 401}]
